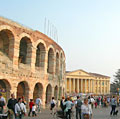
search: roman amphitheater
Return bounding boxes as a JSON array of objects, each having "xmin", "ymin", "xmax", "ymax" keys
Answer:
[{"xmin": 0, "ymin": 17, "xmax": 66, "ymax": 105}]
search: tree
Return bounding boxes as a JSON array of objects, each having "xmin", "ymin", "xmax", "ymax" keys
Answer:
[{"xmin": 111, "ymin": 69, "xmax": 120, "ymax": 94}]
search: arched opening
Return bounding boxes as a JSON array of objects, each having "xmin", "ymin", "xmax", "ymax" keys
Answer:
[
  {"xmin": 17, "ymin": 81, "xmax": 29, "ymax": 102},
  {"xmin": 0, "ymin": 79, "xmax": 11, "ymax": 102},
  {"xmin": 33, "ymin": 83, "xmax": 43, "ymax": 101},
  {"xmin": 54, "ymin": 86, "xmax": 58, "ymax": 100},
  {"xmin": 0, "ymin": 29, "xmax": 14, "ymax": 59},
  {"xmin": 46, "ymin": 84, "xmax": 52, "ymax": 104},
  {"xmin": 35, "ymin": 43, "xmax": 46, "ymax": 68},
  {"xmin": 19, "ymin": 37, "xmax": 32, "ymax": 64},
  {"xmin": 47, "ymin": 48, "xmax": 54, "ymax": 74},
  {"xmin": 55, "ymin": 53, "xmax": 59, "ymax": 75}
]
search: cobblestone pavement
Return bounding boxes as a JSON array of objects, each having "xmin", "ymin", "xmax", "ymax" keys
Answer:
[{"xmin": 23, "ymin": 106, "xmax": 120, "ymax": 119}]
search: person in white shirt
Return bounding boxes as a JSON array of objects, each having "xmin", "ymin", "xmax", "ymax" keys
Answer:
[
  {"xmin": 32, "ymin": 103, "xmax": 37, "ymax": 117},
  {"xmin": 35, "ymin": 97, "xmax": 42, "ymax": 113},
  {"xmin": 15, "ymin": 98, "xmax": 27, "ymax": 119},
  {"xmin": 81, "ymin": 98, "xmax": 92, "ymax": 119}
]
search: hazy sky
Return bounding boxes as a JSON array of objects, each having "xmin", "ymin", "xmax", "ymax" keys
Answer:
[{"xmin": 0, "ymin": 0, "xmax": 120, "ymax": 81}]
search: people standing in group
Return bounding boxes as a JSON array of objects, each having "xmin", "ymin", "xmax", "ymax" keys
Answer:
[
  {"xmin": 7, "ymin": 93, "xmax": 17, "ymax": 119},
  {"xmin": 110, "ymin": 96, "xmax": 117, "ymax": 116},
  {"xmin": 63, "ymin": 96, "xmax": 74, "ymax": 119},
  {"xmin": 50, "ymin": 97, "xmax": 56, "ymax": 115},
  {"xmin": 0, "ymin": 93, "xmax": 6, "ymax": 114},
  {"xmin": 75, "ymin": 96, "xmax": 82, "ymax": 119},
  {"xmin": 35, "ymin": 96, "xmax": 42, "ymax": 113},
  {"xmin": 60, "ymin": 96, "xmax": 65, "ymax": 115},
  {"xmin": 81, "ymin": 98, "xmax": 92, "ymax": 119},
  {"xmin": 28, "ymin": 99, "xmax": 34, "ymax": 117},
  {"xmin": 15, "ymin": 98, "xmax": 27, "ymax": 119}
]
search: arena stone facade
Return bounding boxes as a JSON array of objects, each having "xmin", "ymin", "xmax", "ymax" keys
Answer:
[{"xmin": 0, "ymin": 17, "xmax": 66, "ymax": 106}]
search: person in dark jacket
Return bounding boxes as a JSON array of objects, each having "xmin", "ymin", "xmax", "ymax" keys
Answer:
[{"xmin": 7, "ymin": 93, "xmax": 17, "ymax": 119}]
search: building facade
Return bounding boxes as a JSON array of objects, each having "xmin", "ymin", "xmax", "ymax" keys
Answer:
[
  {"xmin": 0, "ymin": 17, "xmax": 66, "ymax": 105},
  {"xmin": 66, "ymin": 69, "xmax": 110, "ymax": 95}
]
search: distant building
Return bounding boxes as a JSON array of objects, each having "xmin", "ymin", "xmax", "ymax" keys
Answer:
[{"xmin": 66, "ymin": 69, "xmax": 110, "ymax": 95}]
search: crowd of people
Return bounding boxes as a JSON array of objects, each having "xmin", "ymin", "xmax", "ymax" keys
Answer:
[{"xmin": 0, "ymin": 92, "xmax": 120, "ymax": 119}]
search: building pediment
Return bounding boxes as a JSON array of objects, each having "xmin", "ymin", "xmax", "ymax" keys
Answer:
[{"xmin": 66, "ymin": 69, "xmax": 91, "ymax": 77}]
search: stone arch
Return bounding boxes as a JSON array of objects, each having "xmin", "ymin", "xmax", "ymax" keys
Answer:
[
  {"xmin": 33, "ymin": 83, "xmax": 43, "ymax": 101},
  {"xmin": 17, "ymin": 81, "xmax": 29, "ymax": 102},
  {"xmin": 18, "ymin": 35, "xmax": 32, "ymax": 64},
  {"xmin": 46, "ymin": 84, "xmax": 52, "ymax": 104},
  {"xmin": 35, "ymin": 42, "xmax": 46, "ymax": 68},
  {"xmin": 35, "ymin": 39, "xmax": 47, "ymax": 50},
  {"xmin": 47, "ymin": 47, "xmax": 55, "ymax": 74},
  {"xmin": 54, "ymin": 85, "xmax": 58, "ymax": 100},
  {"xmin": 0, "ymin": 28, "xmax": 15, "ymax": 60},
  {"xmin": 0, "ymin": 79, "xmax": 11, "ymax": 102},
  {"xmin": 55, "ymin": 52, "xmax": 59, "ymax": 75}
]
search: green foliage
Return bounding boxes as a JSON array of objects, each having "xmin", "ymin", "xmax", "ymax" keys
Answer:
[{"xmin": 111, "ymin": 69, "xmax": 120, "ymax": 94}]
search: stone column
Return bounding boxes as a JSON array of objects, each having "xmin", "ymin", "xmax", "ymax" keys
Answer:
[
  {"xmin": 81, "ymin": 79, "xmax": 83, "ymax": 93},
  {"xmin": 89, "ymin": 79, "xmax": 90, "ymax": 93},
  {"xmin": 92, "ymin": 80, "xmax": 94, "ymax": 93},
  {"xmin": 77, "ymin": 79, "xmax": 79, "ymax": 93},
  {"xmin": 104, "ymin": 81, "xmax": 105, "ymax": 95},
  {"xmin": 100, "ymin": 80, "xmax": 102, "ymax": 94},
  {"xmin": 44, "ymin": 50, "xmax": 48, "ymax": 74},
  {"xmin": 85, "ymin": 79, "xmax": 86, "ymax": 93},
  {"xmin": 69, "ymin": 78, "xmax": 71, "ymax": 93},
  {"xmin": 108, "ymin": 81, "xmax": 110, "ymax": 94},
  {"xmin": 12, "ymin": 38, "xmax": 19, "ymax": 69},
  {"xmin": 73, "ymin": 78, "xmax": 75, "ymax": 93}
]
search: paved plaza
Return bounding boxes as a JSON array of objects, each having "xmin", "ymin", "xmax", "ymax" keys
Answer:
[{"xmin": 23, "ymin": 106, "xmax": 120, "ymax": 119}]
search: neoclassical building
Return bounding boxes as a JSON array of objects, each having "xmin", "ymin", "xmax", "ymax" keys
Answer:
[
  {"xmin": 0, "ymin": 17, "xmax": 66, "ymax": 105},
  {"xmin": 66, "ymin": 69, "xmax": 110, "ymax": 95}
]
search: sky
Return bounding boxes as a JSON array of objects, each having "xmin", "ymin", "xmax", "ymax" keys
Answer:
[{"xmin": 0, "ymin": 0, "xmax": 120, "ymax": 82}]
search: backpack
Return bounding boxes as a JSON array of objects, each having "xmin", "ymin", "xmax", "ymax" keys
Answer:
[{"xmin": 76, "ymin": 100, "xmax": 82, "ymax": 109}]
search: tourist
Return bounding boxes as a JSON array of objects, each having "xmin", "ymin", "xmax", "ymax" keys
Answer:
[
  {"xmin": 75, "ymin": 96, "xmax": 82, "ymax": 119},
  {"xmin": 50, "ymin": 97, "xmax": 56, "ymax": 115},
  {"xmin": 32, "ymin": 103, "xmax": 37, "ymax": 117},
  {"xmin": 7, "ymin": 93, "xmax": 17, "ymax": 119},
  {"xmin": 60, "ymin": 96, "xmax": 65, "ymax": 115},
  {"xmin": 110, "ymin": 96, "xmax": 117, "ymax": 116},
  {"xmin": 64, "ymin": 96, "xmax": 74, "ymax": 119},
  {"xmin": 81, "ymin": 98, "xmax": 92, "ymax": 119},
  {"xmin": 0, "ymin": 93, "xmax": 6, "ymax": 114},
  {"xmin": 35, "ymin": 96, "xmax": 42, "ymax": 113},
  {"xmin": 28, "ymin": 99, "xmax": 34, "ymax": 117},
  {"xmin": 15, "ymin": 98, "xmax": 27, "ymax": 119}
]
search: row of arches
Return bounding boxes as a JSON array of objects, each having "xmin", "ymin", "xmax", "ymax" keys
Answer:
[
  {"xmin": 0, "ymin": 28, "xmax": 65, "ymax": 74},
  {"xmin": 0, "ymin": 79, "xmax": 64, "ymax": 104}
]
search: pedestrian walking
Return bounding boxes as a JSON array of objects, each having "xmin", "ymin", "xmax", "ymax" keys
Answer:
[
  {"xmin": 63, "ymin": 97, "xmax": 74, "ymax": 119},
  {"xmin": 60, "ymin": 96, "xmax": 65, "ymax": 115},
  {"xmin": 35, "ymin": 96, "xmax": 42, "ymax": 113},
  {"xmin": 110, "ymin": 96, "xmax": 117, "ymax": 116},
  {"xmin": 32, "ymin": 103, "xmax": 37, "ymax": 117},
  {"xmin": 81, "ymin": 98, "xmax": 92, "ymax": 119},
  {"xmin": 75, "ymin": 96, "xmax": 82, "ymax": 119},
  {"xmin": 28, "ymin": 99, "xmax": 34, "ymax": 117},
  {"xmin": 15, "ymin": 98, "xmax": 27, "ymax": 119},
  {"xmin": 0, "ymin": 93, "xmax": 6, "ymax": 114},
  {"xmin": 50, "ymin": 97, "xmax": 56, "ymax": 115},
  {"xmin": 7, "ymin": 93, "xmax": 17, "ymax": 119}
]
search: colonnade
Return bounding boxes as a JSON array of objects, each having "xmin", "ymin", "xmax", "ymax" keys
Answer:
[{"xmin": 66, "ymin": 78, "xmax": 110, "ymax": 94}]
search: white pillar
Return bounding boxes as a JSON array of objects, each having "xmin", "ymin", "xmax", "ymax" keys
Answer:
[
  {"xmin": 77, "ymin": 79, "xmax": 79, "ymax": 93},
  {"xmin": 73, "ymin": 78, "xmax": 75, "ymax": 92},
  {"xmin": 81, "ymin": 79, "xmax": 83, "ymax": 93},
  {"xmin": 69, "ymin": 78, "xmax": 71, "ymax": 93},
  {"xmin": 85, "ymin": 79, "xmax": 86, "ymax": 93}
]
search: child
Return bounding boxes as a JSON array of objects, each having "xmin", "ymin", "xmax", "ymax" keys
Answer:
[{"xmin": 32, "ymin": 103, "xmax": 37, "ymax": 117}]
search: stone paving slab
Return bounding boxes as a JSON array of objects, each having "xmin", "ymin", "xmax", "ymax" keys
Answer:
[{"xmin": 23, "ymin": 106, "xmax": 120, "ymax": 119}]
